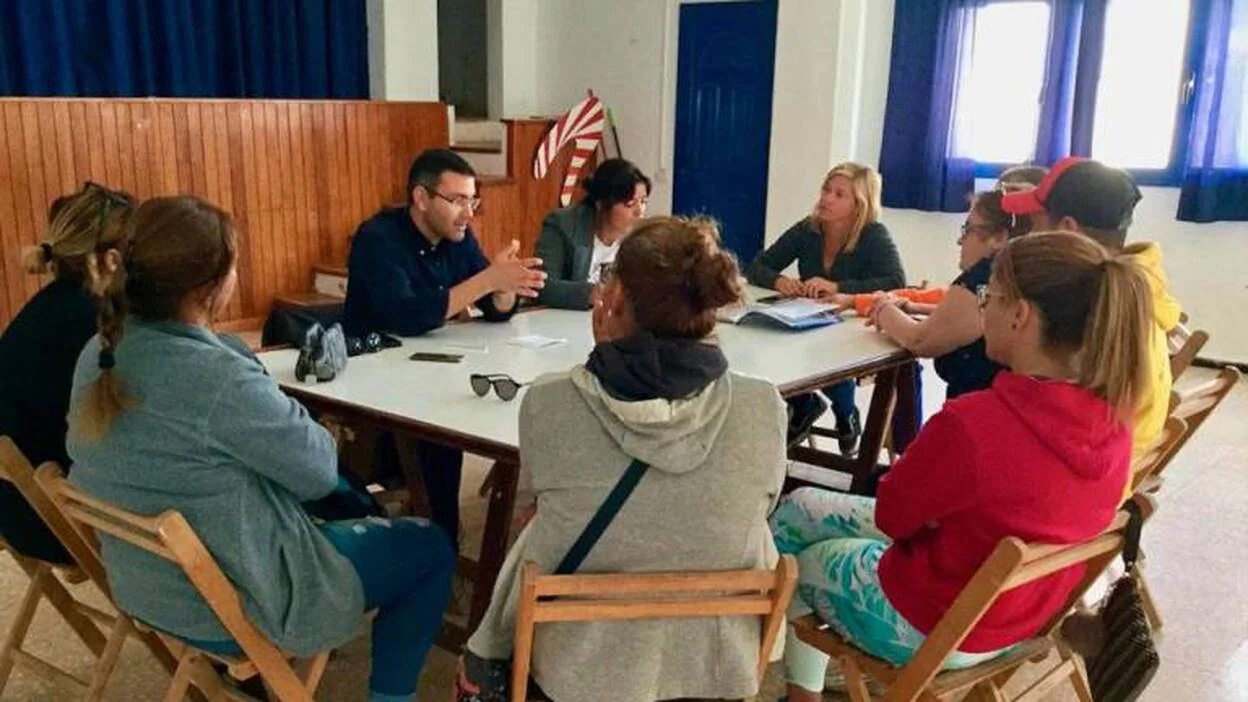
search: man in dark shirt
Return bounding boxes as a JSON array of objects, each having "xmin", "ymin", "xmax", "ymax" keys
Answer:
[
  {"xmin": 344, "ymin": 149, "xmax": 545, "ymax": 337},
  {"xmin": 343, "ymin": 149, "xmax": 545, "ymax": 543}
]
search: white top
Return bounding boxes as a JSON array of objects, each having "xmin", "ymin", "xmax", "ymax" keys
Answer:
[
  {"xmin": 259, "ymin": 291, "xmax": 905, "ymax": 456},
  {"xmin": 586, "ymin": 235, "xmax": 621, "ymax": 283}
]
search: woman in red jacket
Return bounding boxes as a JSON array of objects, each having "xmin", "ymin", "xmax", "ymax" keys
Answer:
[{"xmin": 771, "ymin": 231, "xmax": 1155, "ymax": 701}]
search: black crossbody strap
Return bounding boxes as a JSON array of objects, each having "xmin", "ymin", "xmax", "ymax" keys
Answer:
[
  {"xmin": 555, "ymin": 458, "xmax": 649, "ymax": 575},
  {"xmin": 1121, "ymin": 499, "xmax": 1144, "ymax": 573}
]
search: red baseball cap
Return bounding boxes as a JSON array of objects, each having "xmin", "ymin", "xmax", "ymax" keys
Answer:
[{"xmin": 1001, "ymin": 157, "xmax": 1142, "ymax": 231}]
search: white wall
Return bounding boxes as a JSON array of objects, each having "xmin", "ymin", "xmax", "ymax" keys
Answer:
[
  {"xmin": 366, "ymin": 0, "xmax": 440, "ymax": 101},
  {"xmin": 534, "ymin": 0, "xmax": 673, "ymax": 212},
  {"xmin": 378, "ymin": 0, "xmax": 1248, "ymax": 362},
  {"xmin": 488, "ymin": 0, "xmax": 540, "ymax": 119}
]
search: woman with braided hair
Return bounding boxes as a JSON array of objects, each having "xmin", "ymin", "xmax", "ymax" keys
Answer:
[
  {"xmin": 67, "ymin": 195, "xmax": 455, "ymax": 702},
  {"xmin": 0, "ymin": 182, "xmax": 134, "ymax": 564}
]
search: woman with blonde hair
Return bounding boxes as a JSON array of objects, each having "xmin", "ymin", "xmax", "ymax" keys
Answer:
[
  {"xmin": 0, "ymin": 182, "xmax": 134, "ymax": 564},
  {"xmin": 67, "ymin": 196, "xmax": 454, "ymax": 702},
  {"xmin": 772, "ymin": 231, "xmax": 1152, "ymax": 701},
  {"xmin": 746, "ymin": 162, "xmax": 905, "ymax": 452}
]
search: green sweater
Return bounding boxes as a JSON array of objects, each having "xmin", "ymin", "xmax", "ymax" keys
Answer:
[{"xmin": 746, "ymin": 219, "xmax": 906, "ymax": 293}]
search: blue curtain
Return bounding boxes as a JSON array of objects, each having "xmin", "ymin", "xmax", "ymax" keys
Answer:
[
  {"xmin": 879, "ymin": 0, "xmax": 981, "ymax": 212},
  {"xmin": 0, "ymin": 0, "xmax": 368, "ymax": 99},
  {"xmin": 1177, "ymin": 0, "xmax": 1248, "ymax": 222},
  {"xmin": 1033, "ymin": 0, "xmax": 1107, "ymax": 164}
]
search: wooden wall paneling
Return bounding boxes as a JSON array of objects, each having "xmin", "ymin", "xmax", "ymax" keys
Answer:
[
  {"xmin": 272, "ymin": 102, "xmax": 296, "ymax": 299},
  {"xmin": 50, "ymin": 102, "xmax": 77, "ymax": 197},
  {"xmin": 242, "ymin": 103, "xmax": 272, "ymax": 317},
  {"xmin": 5, "ymin": 105, "xmax": 36, "ymax": 308},
  {"xmin": 0, "ymin": 105, "xmax": 19, "ymax": 322},
  {"xmin": 290, "ymin": 103, "xmax": 313, "ymax": 296},
  {"xmin": 35, "ymin": 103, "xmax": 65, "ymax": 215},
  {"xmin": 128, "ymin": 102, "xmax": 153, "ymax": 199},
  {"xmin": 67, "ymin": 102, "xmax": 91, "ymax": 194},
  {"xmin": 226, "ymin": 103, "xmax": 256, "ymax": 319},
  {"xmin": 0, "ymin": 98, "xmax": 451, "ymax": 331},
  {"xmin": 18, "ymin": 103, "xmax": 49, "ymax": 302}
]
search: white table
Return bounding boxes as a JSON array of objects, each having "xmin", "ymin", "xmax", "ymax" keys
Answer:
[
  {"xmin": 259, "ymin": 308, "xmax": 905, "ymax": 457},
  {"xmin": 259, "ymin": 306, "xmax": 913, "ymax": 642}
]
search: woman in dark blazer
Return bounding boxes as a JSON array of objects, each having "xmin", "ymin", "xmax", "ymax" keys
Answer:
[
  {"xmin": 746, "ymin": 162, "xmax": 905, "ymax": 453},
  {"xmin": 535, "ymin": 159, "xmax": 652, "ymax": 310}
]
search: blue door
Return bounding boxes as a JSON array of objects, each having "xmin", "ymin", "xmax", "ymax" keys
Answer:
[{"xmin": 672, "ymin": 0, "xmax": 778, "ymax": 264}]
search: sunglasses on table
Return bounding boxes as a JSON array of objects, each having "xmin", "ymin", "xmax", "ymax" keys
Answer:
[{"xmin": 470, "ymin": 373, "xmax": 527, "ymax": 401}]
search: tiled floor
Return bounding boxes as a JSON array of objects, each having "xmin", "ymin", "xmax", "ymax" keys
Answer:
[{"xmin": 1, "ymin": 365, "xmax": 1244, "ymax": 700}]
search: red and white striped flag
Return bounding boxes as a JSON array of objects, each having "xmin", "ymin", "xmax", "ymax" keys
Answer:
[{"xmin": 533, "ymin": 93, "xmax": 606, "ymax": 206}]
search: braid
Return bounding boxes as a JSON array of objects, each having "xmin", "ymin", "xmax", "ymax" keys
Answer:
[{"xmin": 72, "ymin": 249, "xmax": 134, "ymax": 441}]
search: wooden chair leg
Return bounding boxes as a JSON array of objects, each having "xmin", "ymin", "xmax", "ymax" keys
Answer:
[
  {"xmin": 36, "ymin": 566, "xmax": 109, "ymax": 655},
  {"xmin": 163, "ymin": 651, "xmax": 199, "ymax": 702},
  {"xmin": 964, "ymin": 680, "xmax": 1008, "ymax": 702},
  {"xmin": 0, "ymin": 561, "xmax": 50, "ymax": 692},
  {"xmin": 84, "ymin": 613, "xmax": 135, "ymax": 701},
  {"xmin": 840, "ymin": 655, "xmax": 872, "ymax": 702},
  {"xmin": 1135, "ymin": 571, "xmax": 1163, "ymax": 632},
  {"xmin": 1061, "ymin": 641, "xmax": 1096, "ymax": 702},
  {"xmin": 300, "ymin": 651, "xmax": 331, "ymax": 694}
]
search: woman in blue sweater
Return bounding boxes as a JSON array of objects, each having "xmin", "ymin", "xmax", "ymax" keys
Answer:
[{"xmin": 67, "ymin": 196, "xmax": 454, "ymax": 702}]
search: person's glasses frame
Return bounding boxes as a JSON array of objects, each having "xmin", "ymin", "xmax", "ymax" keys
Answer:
[
  {"xmin": 81, "ymin": 181, "xmax": 132, "ymax": 250},
  {"xmin": 975, "ymin": 284, "xmax": 1007, "ymax": 311},
  {"xmin": 422, "ymin": 185, "xmax": 483, "ymax": 213},
  {"xmin": 470, "ymin": 373, "xmax": 527, "ymax": 401}
]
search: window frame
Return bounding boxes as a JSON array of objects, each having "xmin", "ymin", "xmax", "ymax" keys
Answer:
[{"xmin": 966, "ymin": 0, "xmax": 1208, "ymax": 187}]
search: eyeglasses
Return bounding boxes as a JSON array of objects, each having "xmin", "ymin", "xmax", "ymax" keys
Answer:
[
  {"xmin": 959, "ymin": 222, "xmax": 998, "ymax": 238},
  {"xmin": 423, "ymin": 185, "xmax": 482, "ymax": 213},
  {"xmin": 81, "ymin": 181, "xmax": 132, "ymax": 248},
  {"xmin": 975, "ymin": 285, "xmax": 1007, "ymax": 311},
  {"xmin": 470, "ymin": 373, "xmax": 527, "ymax": 401}
]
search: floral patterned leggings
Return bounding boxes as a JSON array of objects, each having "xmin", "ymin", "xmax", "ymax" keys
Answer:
[{"xmin": 770, "ymin": 488, "xmax": 1008, "ymax": 693}]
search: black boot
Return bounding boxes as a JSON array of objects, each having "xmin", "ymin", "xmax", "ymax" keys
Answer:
[{"xmin": 834, "ymin": 407, "xmax": 862, "ymax": 456}]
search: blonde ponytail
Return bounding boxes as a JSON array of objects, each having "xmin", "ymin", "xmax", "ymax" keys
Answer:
[{"xmin": 1080, "ymin": 257, "xmax": 1154, "ymax": 418}]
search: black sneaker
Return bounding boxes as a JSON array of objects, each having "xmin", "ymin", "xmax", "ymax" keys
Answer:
[
  {"xmin": 835, "ymin": 407, "xmax": 862, "ymax": 455},
  {"xmin": 786, "ymin": 393, "xmax": 829, "ymax": 448}
]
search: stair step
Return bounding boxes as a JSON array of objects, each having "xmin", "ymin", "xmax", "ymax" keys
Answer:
[
  {"xmin": 313, "ymin": 264, "xmax": 348, "ymax": 298},
  {"xmin": 451, "ymin": 140, "xmax": 503, "ymax": 154}
]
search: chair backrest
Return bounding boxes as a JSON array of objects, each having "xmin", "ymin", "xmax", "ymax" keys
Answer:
[
  {"xmin": 1168, "ymin": 368, "xmax": 1240, "ymax": 453},
  {"xmin": 0, "ymin": 437, "xmax": 107, "ymax": 586},
  {"xmin": 885, "ymin": 494, "xmax": 1157, "ymax": 698},
  {"xmin": 1167, "ymin": 318, "xmax": 1209, "ymax": 380},
  {"xmin": 1130, "ymin": 416, "xmax": 1188, "ymax": 493},
  {"xmin": 509, "ymin": 555, "xmax": 797, "ymax": 702},
  {"xmin": 36, "ymin": 464, "xmax": 316, "ymax": 702}
]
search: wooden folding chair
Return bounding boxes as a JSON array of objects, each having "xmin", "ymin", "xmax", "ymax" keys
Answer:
[
  {"xmin": 1167, "ymin": 313, "xmax": 1209, "ymax": 381},
  {"xmin": 0, "ymin": 436, "xmax": 175, "ymax": 700},
  {"xmin": 510, "ymin": 555, "xmax": 798, "ymax": 702},
  {"xmin": 792, "ymin": 494, "xmax": 1156, "ymax": 702},
  {"xmin": 38, "ymin": 464, "xmax": 345, "ymax": 702},
  {"xmin": 1125, "ymin": 367, "xmax": 1240, "ymax": 632}
]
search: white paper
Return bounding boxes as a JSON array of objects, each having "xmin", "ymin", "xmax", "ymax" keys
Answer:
[{"xmin": 507, "ymin": 335, "xmax": 567, "ymax": 349}]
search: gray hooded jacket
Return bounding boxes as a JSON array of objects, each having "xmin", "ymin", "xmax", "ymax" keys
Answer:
[{"xmin": 466, "ymin": 365, "xmax": 787, "ymax": 702}]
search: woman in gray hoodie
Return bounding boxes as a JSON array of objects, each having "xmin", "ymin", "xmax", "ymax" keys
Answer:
[
  {"xmin": 460, "ymin": 217, "xmax": 788, "ymax": 702},
  {"xmin": 67, "ymin": 196, "xmax": 454, "ymax": 702}
]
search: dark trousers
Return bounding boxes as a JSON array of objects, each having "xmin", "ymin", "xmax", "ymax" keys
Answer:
[{"xmin": 375, "ymin": 433, "xmax": 464, "ymax": 544}]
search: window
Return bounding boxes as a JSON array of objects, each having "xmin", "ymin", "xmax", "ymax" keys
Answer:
[
  {"xmin": 953, "ymin": 0, "xmax": 1211, "ymax": 184},
  {"xmin": 951, "ymin": 2, "xmax": 1051, "ymax": 164},
  {"xmin": 1092, "ymin": 0, "xmax": 1192, "ymax": 169}
]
